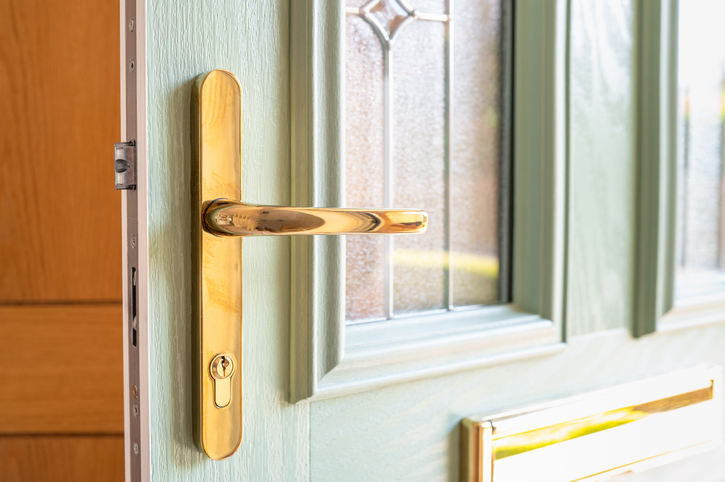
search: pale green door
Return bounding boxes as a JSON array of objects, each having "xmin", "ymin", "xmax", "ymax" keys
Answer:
[{"xmin": 130, "ymin": 0, "xmax": 725, "ymax": 480}]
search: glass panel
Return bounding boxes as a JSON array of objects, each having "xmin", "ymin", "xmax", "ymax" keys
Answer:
[
  {"xmin": 451, "ymin": 0, "xmax": 504, "ymax": 306},
  {"xmin": 344, "ymin": 0, "xmax": 510, "ymax": 323},
  {"xmin": 675, "ymin": 0, "xmax": 725, "ymax": 298},
  {"xmin": 345, "ymin": 14, "xmax": 387, "ymax": 322},
  {"xmin": 413, "ymin": 0, "xmax": 447, "ymax": 14},
  {"xmin": 346, "ymin": 0, "xmax": 446, "ymax": 14},
  {"xmin": 393, "ymin": 20, "xmax": 447, "ymax": 315}
]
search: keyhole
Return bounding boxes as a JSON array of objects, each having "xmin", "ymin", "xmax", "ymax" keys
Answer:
[
  {"xmin": 220, "ymin": 357, "xmax": 230, "ymax": 377},
  {"xmin": 210, "ymin": 353, "xmax": 235, "ymax": 408}
]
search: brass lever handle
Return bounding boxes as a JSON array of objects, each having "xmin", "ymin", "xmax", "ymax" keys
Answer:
[
  {"xmin": 192, "ymin": 69, "xmax": 428, "ymax": 461},
  {"xmin": 203, "ymin": 199, "xmax": 428, "ymax": 237}
]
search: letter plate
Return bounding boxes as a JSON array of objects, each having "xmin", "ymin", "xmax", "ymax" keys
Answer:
[{"xmin": 461, "ymin": 366, "xmax": 722, "ymax": 482}]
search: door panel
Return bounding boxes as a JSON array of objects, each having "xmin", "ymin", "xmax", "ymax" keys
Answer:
[
  {"xmin": 304, "ymin": 1, "xmax": 725, "ymax": 479},
  {"xmin": 0, "ymin": 0, "xmax": 122, "ymax": 302},
  {"xmin": 0, "ymin": 436, "xmax": 124, "ymax": 482},
  {"xmin": 142, "ymin": 0, "xmax": 725, "ymax": 480},
  {"xmin": 0, "ymin": 0, "xmax": 124, "ymax": 479},
  {"xmin": 0, "ymin": 305, "xmax": 123, "ymax": 434}
]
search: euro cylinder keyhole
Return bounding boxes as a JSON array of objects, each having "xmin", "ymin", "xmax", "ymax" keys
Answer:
[{"xmin": 209, "ymin": 353, "xmax": 235, "ymax": 408}]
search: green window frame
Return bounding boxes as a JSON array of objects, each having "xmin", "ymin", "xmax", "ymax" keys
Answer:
[
  {"xmin": 290, "ymin": 0, "xmax": 569, "ymax": 402},
  {"xmin": 635, "ymin": 0, "xmax": 725, "ymax": 335}
]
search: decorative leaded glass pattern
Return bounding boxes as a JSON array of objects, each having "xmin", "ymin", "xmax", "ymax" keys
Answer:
[{"xmin": 345, "ymin": 0, "xmax": 510, "ymax": 323}]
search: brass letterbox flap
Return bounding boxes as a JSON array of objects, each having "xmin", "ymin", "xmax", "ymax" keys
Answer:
[{"xmin": 461, "ymin": 366, "xmax": 722, "ymax": 482}]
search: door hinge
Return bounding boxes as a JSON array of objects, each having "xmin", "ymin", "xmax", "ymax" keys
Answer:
[{"xmin": 114, "ymin": 141, "xmax": 137, "ymax": 190}]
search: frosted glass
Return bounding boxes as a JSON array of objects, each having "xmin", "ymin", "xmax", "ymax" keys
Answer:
[
  {"xmin": 392, "ymin": 20, "xmax": 447, "ymax": 314},
  {"xmin": 345, "ymin": 15, "xmax": 387, "ymax": 322},
  {"xmin": 346, "ymin": 0, "xmax": 445, "ymax": 13},
  {"xmin": 415, "ymin": 0, "xmax": 446, "ymax": 14},
  {"xmin": 451, "ymin": 0, "xmax": 503, "ymax": 306},
  {"xmin": 675, "ymin": 0, "xmax": 725, "ymax": 295},
  {"xmin": 344, "ymin": 0, "xmax": 509, "ymax": 323}
]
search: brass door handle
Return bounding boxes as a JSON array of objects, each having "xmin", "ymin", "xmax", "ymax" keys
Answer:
[
  {"xmin": 191, "ymin": 69, "xmax": 428, "ymax": 461},
  {"xmin": 204, "ymin": 200, "xmax": 427, "ymax": 237}
]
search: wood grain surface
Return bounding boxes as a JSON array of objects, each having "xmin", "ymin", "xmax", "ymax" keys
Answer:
[
  {"xmin": 0, "ymin": 435, "xmax": 124, "ymax": 482},
  {"xmin": 0, "ymin": 0, "xmax": 123, "ymax": 478},
  {"xmin": 0, "ymin": 304, "xmax": 124, "ymax": 434},
  {"xmin": 146, "ymin": 0, "xmax": 310, "ymax": 479},
  {"xmin": 0, "ymin": 0, "xmax": 121, "ymax": 302},
  {"xmin": 566, "ymin": 0, "xmax": 637, "ymax": 335}
]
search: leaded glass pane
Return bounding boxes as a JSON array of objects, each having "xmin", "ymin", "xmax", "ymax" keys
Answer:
[
  {"xmin": 392, "ymin": 20, "xmax": 447, "ymax": 315},
  {"xmin": 345, "ymin": 14, "xmax": 387, "ymax": 321},
  {"xmin": 344, "ymin": 0, "xmax": 510, "ymax": 323},
  {"xmin": 451, "ymin": 0, "xmax": 505, "ymax": 306}
]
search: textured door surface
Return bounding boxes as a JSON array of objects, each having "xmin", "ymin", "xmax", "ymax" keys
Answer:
[
  {"xmin": 0, "ymin": 0, "xmax": 124, "ymax": 480},
  {"xmin": 144, "ymin": 0, "xmax": 725, "ymax": 481}
]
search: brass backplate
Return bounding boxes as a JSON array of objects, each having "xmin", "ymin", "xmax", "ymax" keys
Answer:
[{"xmin": 191, "ymin": 70, "xmax": 243, "ymax": 460}]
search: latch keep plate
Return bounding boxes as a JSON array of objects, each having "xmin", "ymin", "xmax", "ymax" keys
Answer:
[{"xmin": 114, "ymin": 141, "xmax": 137, "ymax": 190}]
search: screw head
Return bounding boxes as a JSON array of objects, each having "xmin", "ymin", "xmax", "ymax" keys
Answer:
[
  {"xmin": 210, "ymin": 353, "xmax": 235, "ymax": 380},
  {"xmin": 131, "ymin": 235, "xmax": 136, "ymax": 248},
  {"xmin": 133, "ymin": 404, "xmax": 139, "ymax": 416},
  {"xmin": 133, "ymin": 443, "xmax": 139, "ymax": 455},
  {"xmin": 132, "ymin": 384, "xmax": 138, "ymax": 399},
  {"xmin": 129, "ymin": 19, "xmax": 135, "ymax": 32},
  {"xmin": 129, "ymin": 59, "xmax": 135, "ymax": 72}
]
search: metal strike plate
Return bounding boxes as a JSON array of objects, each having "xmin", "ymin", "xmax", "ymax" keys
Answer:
[
  {"xmin": 114, "ymin": 141, "xmax": 137, "ymax": 189},
  {"xmin": 191, "ymin": 70, "xmax": 243, "ymax": 460},
  {"xmin": 461, "ymin": 366, "xmax": 722, "ymax": 482}
]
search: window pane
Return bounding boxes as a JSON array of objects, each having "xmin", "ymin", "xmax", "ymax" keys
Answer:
[
  {"xmin": 392, "ymin": 19, "xmax": 447, "ymax": 315},
  {"xmin": 675, "ymin": 0, "xmax": 725, "ymax": 297},
  {"xmin": 344, "ymin": 0, "xmax": 510, "ymax": 323},
  {"xmin": 345, "ymin": 14, "xmax": 387, "ymax": 321},
  {"xmin": 451, "ymin": 0, "xmax": 505, "ymax": 306}
]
